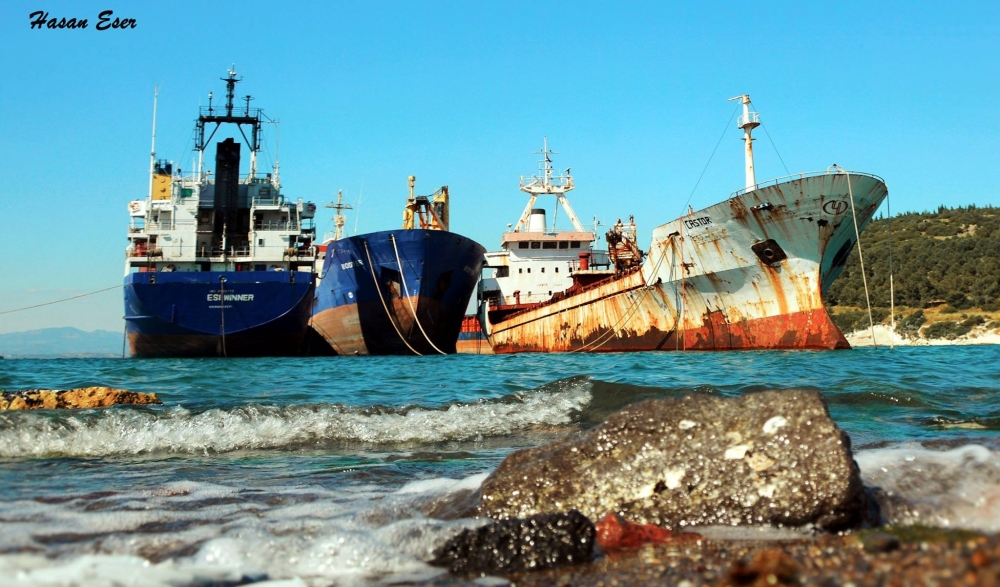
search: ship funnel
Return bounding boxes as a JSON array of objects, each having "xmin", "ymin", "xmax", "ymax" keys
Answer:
[{"xmin": 528, "ymin": 208, "xmax": 547, "ymax": 232}]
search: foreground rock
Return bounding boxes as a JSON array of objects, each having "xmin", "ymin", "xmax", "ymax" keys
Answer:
[
  {"xmin": 478, "ymin": 389, "xmax": 869, "ymax": 531},
  {"xmin": 507, "ymin": 530, "xmax": 1000, "ymax": 587},
  {"xmin": 0, "ymin": 387, "xmax": 161, "ymax": 410},
  {"xmin": 430, "ymin": 511, "xmax": 595, "ymax": 575}
]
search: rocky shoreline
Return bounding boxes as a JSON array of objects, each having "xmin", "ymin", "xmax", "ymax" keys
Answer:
[
  {"xmin": 420, "ymin": 526, "xmax": 1000, "ymax": 586},
  {"xmin": 499, "ymin": 528, "xmax": 1000, "ymax": 587},
  {"xmin": 425, "ymin": 389, "xmax": 999, "ymax": 586},
  {"xmin": 845, "ymin": 324, "xmax": 1000, "ymax": 347}
]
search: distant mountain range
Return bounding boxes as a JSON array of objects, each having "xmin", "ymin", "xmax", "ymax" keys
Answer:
[{"xmin": 0, "ymin": 327, "xmax": 122, "ymax": 358}]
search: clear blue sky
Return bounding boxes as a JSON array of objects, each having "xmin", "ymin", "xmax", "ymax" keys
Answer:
[{"xmin": 1, "ymin": 1, "xmax": 998, "ymax": 334}]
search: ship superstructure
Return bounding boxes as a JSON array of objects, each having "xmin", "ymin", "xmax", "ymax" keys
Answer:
[
  {"xmin": 123, "ymin": 69, "xmax": 318, "ymax": 357},
  {"xmin": 479, "ymin": 139, "xmax": 619, "ymax": 323},
  {"xmin": 480, "ymin": 96, "xmax": 888, "ymax": 352}
]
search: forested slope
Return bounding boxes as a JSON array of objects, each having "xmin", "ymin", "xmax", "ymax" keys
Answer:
[
  {"xmin": 825, "ymin": 205, "xmax": 1000, "ymax": 337},
  {"xmin": 827, "ymin": 205, "xmax": 1000, "ymax": 310}
]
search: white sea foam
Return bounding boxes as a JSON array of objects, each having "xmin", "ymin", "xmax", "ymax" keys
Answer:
[
  {"xmin": 0, "ymin": 473, "xmax": 490, "ymax": 586},
  {"xmin": 856, "ymin": 444, "xmax": 1000, "ymax": 532},
  {"xmin": 0, "ymin": 380, "xmax": 593, "ymax": 458}
]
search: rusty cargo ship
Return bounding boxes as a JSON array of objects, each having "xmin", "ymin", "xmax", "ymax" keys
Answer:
[{"xmin": 479, "ymin": 96, "xmax": 888, "ymax": 352}]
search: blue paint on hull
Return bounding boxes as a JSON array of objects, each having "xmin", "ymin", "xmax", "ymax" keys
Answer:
[
  {"xmin": 311, "ymin": 229, "xmax": 485, "ymax": 355},
  {"xmin": 124, "ymin": 271, "xmax": 314, "ymax": 357}
]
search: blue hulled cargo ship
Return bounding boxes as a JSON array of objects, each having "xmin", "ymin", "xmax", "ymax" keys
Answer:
[
  {"xmin": 124, "ymin": 69, "xmax": 318, "ymax": 357},
  {"xmin": 310, "ymin": 179, "xmax": 485, "ymax": 355}
]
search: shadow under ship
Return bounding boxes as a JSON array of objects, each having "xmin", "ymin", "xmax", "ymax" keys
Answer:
[{"xmin": 479, "ymin": 96, "xmax": 889, "ymax": 353}]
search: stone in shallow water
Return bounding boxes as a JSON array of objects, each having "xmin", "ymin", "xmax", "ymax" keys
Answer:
[
  {"xmin": 478, "ymin": 389, "xmax": 870, "ymax": 531},
  {"xmin": 0, "ymin": 387, "xmax": 162, "ymax": 410},
  {"xmin": 430, "ymin": 510, "xmax": 595, "ymax": 575}
]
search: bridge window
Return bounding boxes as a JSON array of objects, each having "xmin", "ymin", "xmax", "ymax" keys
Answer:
[
  {"xmin": 530, "ymin": 241, "xmax": 541, "ymax": 249},
  {"xmin": 518, "ymin": 242, "xmax": 529, "ymax": 249},
  {"xmin": 542, "ymin": 242, "xmax": 557, "ymax": 249},
  {"xmin": 496, "ymin": 266, "xmax": 509, "ymax": 277},
  {"xmin": 559, "ymin": 241, "xmax": 569, "ymax": 249},
  {"xmin": 570, "ymin": 241, "xmax": 580, "ymax": 248}
]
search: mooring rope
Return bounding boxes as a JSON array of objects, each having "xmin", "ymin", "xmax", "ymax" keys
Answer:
[
  {"xmin": 219, "ymin": 276, "xmax": 228, "ymax": 358},
  {"xmin": 842, "ymin": 168, "xmax": 878, "ymax": 349},
  {"xmin": 887, "ymin": 190, "xmax": 895, "ymax": 350},
  {"xmin": 0, "ymin": 284, "xmax": 122, "ymax": 315},
  {"xmin": 390, "ymin": 234, "xmax": 447, "ymax": 355},
  {"xmin": 363, "ymin": 240, "xmax": 423, "ymax": 356},
  {"xmin": 569, "ymin": 241, "xmax": 670, "ymax": 353}
]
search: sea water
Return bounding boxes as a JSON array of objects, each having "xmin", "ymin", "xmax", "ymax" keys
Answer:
[{"xmin": 1, "ymin": 347, "xmax": 999, "ymax": 585}]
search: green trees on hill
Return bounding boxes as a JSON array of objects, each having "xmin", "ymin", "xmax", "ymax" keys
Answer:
[{"xmin": 826, "ymin": 205, "xmax": 1000, "ymax": 310}]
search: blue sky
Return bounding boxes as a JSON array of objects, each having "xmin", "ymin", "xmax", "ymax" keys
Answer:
[{"xmin": 1, "ymin": 1, "xmax": 998, "ymax": 334}]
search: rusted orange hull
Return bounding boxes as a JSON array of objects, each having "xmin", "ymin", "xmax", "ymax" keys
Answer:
[
  {"xmin": 311, "ymin": 295, "xmax": 463, "ymax": 355},
  {"xmin": 483, "ymin": 172, "xmax": 887, "ymax": 353},
  {"xmin": 455, "ymin": 315, "xmax": 493, "ymax": 354}
]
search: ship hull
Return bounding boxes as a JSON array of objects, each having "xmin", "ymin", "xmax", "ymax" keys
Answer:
[
  {"xmin": 310, "ymin": 229, "xmax": 486, "ymax": 355},
  {"xmin": 124, "ymin": 271, "xmax": 314, "ymax": 357},
  {"xmin": 484, "ymin": 172, "xmax": 887, "ymax": 353},
  {"xmin": 456, "ymin": 314, "xmax": 493, "ymax": 354}
]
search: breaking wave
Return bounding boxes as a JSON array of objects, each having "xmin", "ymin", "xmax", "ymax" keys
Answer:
[
  {"xmin": 0, "ymin": 378, "xmax": 594, "ymax": 458},
  {"xmin": 857, "ymin": 443, "xmax": 1000, "ymax": 533}
]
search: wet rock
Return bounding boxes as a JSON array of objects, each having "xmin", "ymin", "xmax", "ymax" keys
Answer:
[
  {"xmin": 478, "ymin": 389, "xmax": 870, "ymax": 531},
  {"xmin": 0, "ymin": 387, "xmax": 162, "ymax": 410},
  {"xmin": 430, "ymin": 510, "xmax": 595, "ymax": 575}
]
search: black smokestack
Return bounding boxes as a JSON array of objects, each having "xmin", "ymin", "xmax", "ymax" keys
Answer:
[{"xmin": 214, "ymin": 138, "xmax": 241, "ymax": 240}]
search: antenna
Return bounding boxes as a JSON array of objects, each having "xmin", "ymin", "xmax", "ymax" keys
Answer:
[
  {"xmin": 272, "ymin": 118, "xmax": 281, "ymax": 188},
  {"xmin": 326, "ymin": 189, "xmax": 353, "ymax": 241},
  {"xmin": 353, "ymin": 183, "xmax": 364, "ymax": 235},
  {"xmin": 148, "ymin": 85, "xmax": 158, "ymax": 199},
  {"xmin": 516, "ymin": 138, "xmax": 584, "ymax": 232}
]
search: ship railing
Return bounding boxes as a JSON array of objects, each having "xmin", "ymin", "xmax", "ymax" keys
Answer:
[
  {"xmin": 126, "ymin": 248, "xmax": 163, "ymax": 259},
  {"xmin": 254, "ymin": 220, "xmax": 300, "ymax": 231},
  {"xmin": 252, "ymin": 195, "xmax": 285, "ymax": 207},
  {"xmin": 199, "ymin": 106, "xmax": 262, "ymax": 119},
  {"xmin": 194, "ymin": 246, "xmax": 249, "ymax": 258},
  {"xmin": 284, "ymin": 246, "xmax": 317, "ymax": 258},
  {"xmin": 728, "ymin": 170, "xmax": 887, "ymax": 199},
  {"xmin": 144, "ymin": 219, "xmax": 195, "ymax": 232}
]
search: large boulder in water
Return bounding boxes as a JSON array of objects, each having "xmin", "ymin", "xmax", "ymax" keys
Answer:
[
  {"xmin": 0, "ymin": 387, "xmax": 161, "ymax": 410},
  {"xmin": 478, "ymin": 389, "xmax": 869, "ymax": 531}
]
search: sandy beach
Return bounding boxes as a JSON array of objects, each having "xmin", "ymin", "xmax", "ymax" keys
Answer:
[{"xmin": 846, "ymin": 324, "xmax": 1000, "ymax": 348}]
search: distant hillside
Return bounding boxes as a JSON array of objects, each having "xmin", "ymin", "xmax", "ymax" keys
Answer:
[
  {"xmin": 827, "ymin": 204, "xmax": 1000, "ymax": 311},
  {"xmin": 0, "ymin": 327, "xmax": 122, "ymax": 358}
]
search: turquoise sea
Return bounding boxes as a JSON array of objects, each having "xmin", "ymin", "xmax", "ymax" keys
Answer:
[{"xmin": 2, "ymin": 347, "xmax": 1000, "ymax": 585}]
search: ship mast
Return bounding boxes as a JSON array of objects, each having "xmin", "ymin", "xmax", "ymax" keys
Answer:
[
  {"xmin": 729, "ymin": 94, "xmax": 760, "ymax": 191},
  {"xmin": 194, "ymin": 66, "xmax": 262, "ymax": 183},
  {"xmin": 516, "ymin": 137, "xmax": 584, "ymax": 232},
  {"xmin": 326, "ymin": 189, "xmax": 353, "ymax": 241},
  {"xmin": 148, "ymin": 85, "xmax": 158, "ymax": 199}
]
